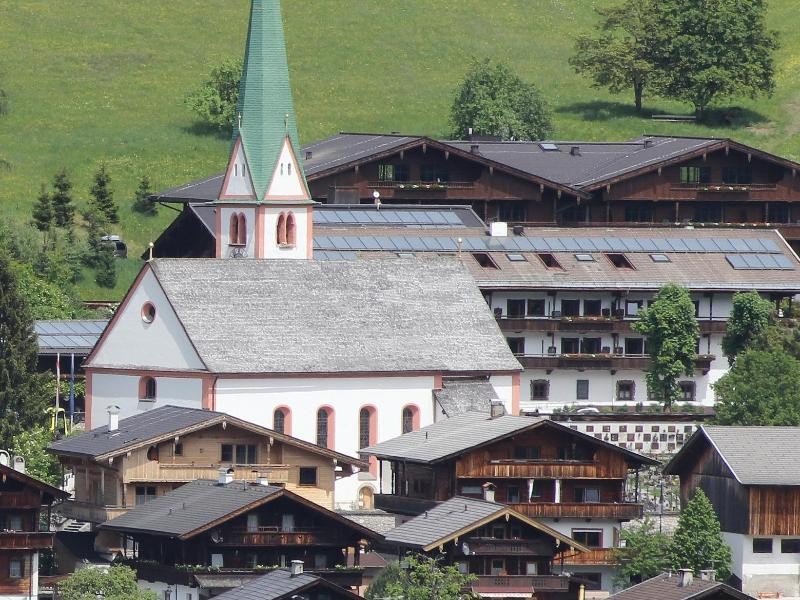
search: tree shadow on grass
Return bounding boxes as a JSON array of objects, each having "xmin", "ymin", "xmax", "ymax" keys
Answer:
[
  {"xmin": 557, "ymin": 99, "xmax": 770, "ymax": 128},
  {"xmin": 182, "ymin": 121, "xmax": 233, "ymax": 141}
]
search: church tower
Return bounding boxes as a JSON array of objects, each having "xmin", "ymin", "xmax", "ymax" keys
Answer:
[{"xmin": 215, "ymin": 0, "xmax": 314, "ymax": 260}]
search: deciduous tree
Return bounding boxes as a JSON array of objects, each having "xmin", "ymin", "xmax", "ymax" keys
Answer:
[
  {"xmin": 669, "ymin": 489, "xmax": 731, "ymax": 579},
  {"xmin": 613, "ymin": 517, "xmax": 671, "ymax": 588},
  {"xmin": 722, "ymin": 291, "xmax": 774, "ymax": 364},
  {"xmin": 633, "ymin": 283, "xmax": 699, "ymax": 410},
  {"xmin": 649, "ymin": 0, "xmax": 778, "ymax": 115},
  {"xmin": 185, "ymin": 59, "xmax": 242, "ymax": 130},
  {"xmin": 570, "ymin": 0, "xmax": 659, "ymax": 112},
  {"xmin": 59, "ymin": 565, "xmax": 157, "ymax": 600},
  {"xmin": 450, "ymin": 58, "xmax": 552, "ymax": 141},
  {"xmin": 0, "ymin": 250, "xmax": 48, "ymax": 448},
  {"xmin": 379, "ymin": 554, "xmax": 476, "ymax": 600},
  {"xmin": 10, "ymin": 426, "xmax": 61, "ymax": 487}
]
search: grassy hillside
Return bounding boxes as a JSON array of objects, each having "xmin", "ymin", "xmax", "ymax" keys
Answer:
[{"xmin": 1, "ymin": 1, "xmax": 799, "ymax": 299}]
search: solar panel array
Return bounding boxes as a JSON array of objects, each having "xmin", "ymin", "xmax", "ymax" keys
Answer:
[
  {"xmin": 34, "ymin": 319, "xmax": 108, "ymax": 353},
  {"xmin": 314, "ymin": 234, "xmax": 783, "ymax": 255},
  {"xmin": 314, "ymin": 250, "xmax": 357, "ymax": 261},
  {"xmin": 726, "ymin": 254, "xmax": 795, "ymax": 270},
  {"xmin": 314, "ymin": 208, "xmax": 466, "ymax": 227}
]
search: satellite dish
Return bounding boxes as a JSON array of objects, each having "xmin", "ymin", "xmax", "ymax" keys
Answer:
[
  {"xmin": 0, "ymin": 450, "xmax": 9, "ymax": 467},
  {"xmin": 210, "ymin": 529, "xmax": 224, "ymax": 544}
]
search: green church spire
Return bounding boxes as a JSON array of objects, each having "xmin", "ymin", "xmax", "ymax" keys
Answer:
[{"xmin": 234, "ymin": 0, "xmax": 306, "ymax": 200}]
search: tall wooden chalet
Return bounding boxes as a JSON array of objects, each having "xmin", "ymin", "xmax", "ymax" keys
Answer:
[
  {"xmin": 151, "ymin": 133, "xmax": 800, "ymax": 252},
  {"xmin": 383, "ymin": 496, "xmax": 590, "ymax": 600},
  {"xmin": 0, "ymin": 462, "xmax": 68, "ymax": 600},
  {"xmin": 48, "ymin": 405, "xmax": 365, "ymax": 537},
  {"xmin": 665, "ymin": 426, "xmax": 800, "ymax": 599},
  {"xmin": 361, "ymin": 410, "xmax": 657, "ymax": 592},
  {"xmin": 99, "ymin": 476, "xmax": 379, "ymax": 600}
]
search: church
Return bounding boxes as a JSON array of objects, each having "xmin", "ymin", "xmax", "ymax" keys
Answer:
[{"xmin": 82, "ymin": 0, "xmax": 521, "ymax": 507}]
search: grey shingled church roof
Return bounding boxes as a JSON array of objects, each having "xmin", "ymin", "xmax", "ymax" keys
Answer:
[
  {"xmin": 141, "ymin": 258, "xmax": 520, "ymax": 374},
  {"xmin": 434, "ymin": 378, "xmax": 498, "ymax": 417},
  {"xmin": 666, "ymin": 426, "xmax": 800, "ymax": 486},
  {"xmin": 213, "ymin": 569, "xmax": 361, "ymax": 600}
]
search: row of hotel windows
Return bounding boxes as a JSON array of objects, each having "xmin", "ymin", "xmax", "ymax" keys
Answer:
[
  {"xmin": 227, "ymin": 211, "xmax": 298, "ymax": 247},
  {"xmin": 503, "ymin": 298, "xmax": 706, "ymax": 319},
  {"xmin": 508, "ymin": 336, "xmax": 707, "ymax": 356},
  {"xmin": 530, "ymin": 379, "xmax": 696, "ymax": 402}
]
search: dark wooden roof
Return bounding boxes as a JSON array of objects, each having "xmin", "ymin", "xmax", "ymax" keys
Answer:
[{"xmin": 0, "ymin": 463, "xmax": 69, "ymax": 503}]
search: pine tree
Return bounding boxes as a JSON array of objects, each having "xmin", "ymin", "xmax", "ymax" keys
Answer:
[
  {"xmin": 51, "ymin": 169, "xmax": 75, "ymax": 228},
  {"xmin": 83, "ymin": 208, "xmax": 108, "ymax": 269},
  {"xmin": 94, "ymin": 245, "xmax": 117, "ymax": 289},
  {"xmin": 89, "ymin": 164, "xmax": 118, "ymax": 224},
  {"xmin": 31, "ymin": 184, "xmax": 53, "ymax": 247},
  {"xmin": 0, "ymin": 250, "xmax": 48, "ymax": 448},
  {"xmin": 669, "ymin": 489, "xmax": 732, "ymax": 579},
  {"xmin": 132, "ymin": 175, "xmax": 156, "ymax": 216}
]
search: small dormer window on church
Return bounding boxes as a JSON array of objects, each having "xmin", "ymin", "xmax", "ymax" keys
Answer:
[{"xmin": 287, "ymin": 163, "xmax": 292, "ymax": 176}]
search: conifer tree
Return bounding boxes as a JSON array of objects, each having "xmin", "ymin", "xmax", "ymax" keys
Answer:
[
  {"xmin": 0, "ymin": 250, "xmax": 48, "ymax": 448},
  {"xmin": 51, "ymin": 169, "xmax": 75, "ymax": 228},
  {"xmin": 94, "ymin": 245, "xmax": 117, "ymax": 289},
  {"xmin": 89, "ymin": 164, "xmax": 118, "ymax": 224},
  {"xmin": 83, "ymin": 208, "xmax": 108, "ymax": 269},
  {"xmin": 669, "ymin": 489, "xmax": 732, "ymax": 579},
  {"xmin": 132, "ymin": 175, "xmax": 156, "ymax": 216},
  {"xmin": 31, "ymin": 184, "xmax": 53, "ymax": 247}
]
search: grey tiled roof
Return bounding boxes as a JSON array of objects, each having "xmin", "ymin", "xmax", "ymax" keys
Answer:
[
  {"xmin": 434, "ymin": 378, "xmax": 498, "ymax": 417},
  {"xmin": 361, "ymin": 411, "xmax": 658, "ymax": 466},
  {"xmin": 100, "ymin": 479, "xmax": 283, "ymax": 538},
  {"xmin": 212, "ymin": 568, "xmax": 360, "ymax": 600},
  {"xmin": 130, "ymin": 258, "xmax": 520, "ymax": 374},
  {"xmin": 35, "ymin": 320, "xmax": 108, "ymax": 355},
  {"xmin": 49, "ymin": 405, "xmax": 217, "ymax": 459},
  {"xmin": 608, "ymin": 573, "xmax": 752, "ymax": 600},
  {"xmin": 667, "ymin": 426, "xmax": 800, "ymax": 486},
  {"xmin": 303, "ymin": 133, "xmax": 419, "ymax": 177}
]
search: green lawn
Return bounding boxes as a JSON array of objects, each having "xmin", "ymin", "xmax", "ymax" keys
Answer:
[{"xmin": 1, "ymin": 1, "xmax": 799, "ymax": 299}]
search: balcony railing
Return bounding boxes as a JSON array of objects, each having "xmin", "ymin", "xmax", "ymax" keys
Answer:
[
  {"xmin": 149, "ymin": 464, "xmax": 290, "ymax": 484},
  {"xmin": 670, "ymin": 182, "xmax": 778, "ymax": 192},
  {"xmin": 499, "ymin": 316, "xmax": 728, "ymax": 334},
  {"xmin": 472, "ymin": 575, "xmax": 569, "ymax": 592},
  {"xmin": 557, "ymin": 548, "xmax": 617, "ymax": 566},
  {"xmin": 517, "ymin": 353, "xmax": 715, "ymax": 372},
  {"xmin": 218, "ymin": 529, "xmax": 336, "ymax": 546},
  {"xmin": 0, "ymin": 532, "xmax": 54, "ymax": 550},
  {"xmin": 0, "ymin": 492, "xmax": 42, "ymax": 508},
  {"xmin": 56, "ymin": 500, "xmax": 128, "ymax": 524},
  {"xmin": 509, "ymin": 501, "xmax": 643, "ymax": 520},
  {"xmin": 367, "ymin": 180, "xmax": 474, "ymax": 191}
]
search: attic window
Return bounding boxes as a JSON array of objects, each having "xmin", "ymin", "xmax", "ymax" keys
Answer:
[
  {"xmin": 506, "ymin": 253, "xmax": 527, "ymax": 262},
  {"xmin": 606, "ymin": 253, "xmax": 634, "ymax": 269},
  {"xmin": 141, "ymin": 302, "xmax": 156, "ymax": 323},
  {"xmin": 539, "ymin": 143, "xmax": 560, "ymax": 151},
  {"xmin": 650, "ymin": 254, "xmax": 671, "ymax": 263},
  {"xmin": 575, "ymin": 254, "xmax": 595, "ymax": 262},
  {"xmin": 473, "ymin": 253, "xmax": 499, "ymax": 269},
  {"xmin": 537, "ymin": 253, "xmax": 563, "ymax": 269}
]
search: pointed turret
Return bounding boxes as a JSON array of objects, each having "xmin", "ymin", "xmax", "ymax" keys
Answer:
[{"xmin": 216, "ymin": 0, "xmax": 314, "ymax": 260}]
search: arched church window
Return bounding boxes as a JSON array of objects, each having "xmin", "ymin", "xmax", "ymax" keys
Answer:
[
  {"xmin": 237, "ymin": 213, "xmax": 247, "ymax": 245},
  {"xmin": 286, "ymin": 212, "xmax": 296, "ymax": 246},
  {"xmin": 229, "ymin": 214, "xmax": 239, "ymax": 245},
  {"xmin": 139, "ymin": 377, "xmax": 156, "ymax": 401},
  {"xmin": 402, "ymin": 405, "xmax": 419, "ymax": 434},
  {"xmin": 277, "ymin": 212, "xmax": 287, "ymax": 246},
  {"xmin": 316, "ymin": 407, "xmax": 334, "ymax": 449},
  {"xmin": 274, "ymin": 407, "xmax": 291, "ymax": 435}
]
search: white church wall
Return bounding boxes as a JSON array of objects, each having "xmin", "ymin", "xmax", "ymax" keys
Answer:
[
  {"xmin": 218, "ymin": 205, "xmax": 257, "ymax": 259},
  {"xmin": 261, "ymin": 205, "xmax": 311, "ymax": 259}
]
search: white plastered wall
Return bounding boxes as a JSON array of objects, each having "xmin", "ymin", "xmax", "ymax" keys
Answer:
[
  {"xmin": 725, "ymin": 532, "xmax": 800, "ymax": 599},
  {"xmin": 218, "ymin": 205, "xmax": 258, "ymax": 259},
  {"xmin": 261, "ymin": 205, "xmax": 311, "ymax": 259},
  {"xmin": 220, "ymin": 140, "xmax": 256, "ymax": 198},
  {"xmin": 265, "ymin": 138, "xmax": 309, "ymax": 198},
  {"xmin": 214, "ymin": 375, "xmax": 436, "ymax": 507},
  {"xmin": 90, "ymin": 373, "xmax": 203, "ymax": 425},
  {"xmin": 89, "ymin": 268, "xmax": 204, "ymax": 371}
]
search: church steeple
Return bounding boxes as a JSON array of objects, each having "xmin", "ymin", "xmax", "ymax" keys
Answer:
[{"xmin": 216, "ymin": 0, "xmax": 314, "ymax": 260}]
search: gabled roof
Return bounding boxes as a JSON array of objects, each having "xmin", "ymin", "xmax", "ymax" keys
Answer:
[
  {"xmin": 664, "ymin": 425, "xmax": 800, "ymax": 486},
  {"xmin": 94, "ymin": 258, "xmax": 520, "ymax": 375},
  {"xmin": 48, "ymin": 405, "xmax": 366, "ymax": 470},
  {"xmin": 360, "ymin": 411, "xmax": 658, "ymax": 466},
  {"xmin": 213, "ymin": 568, "xmax": 363, "ymax": 600},
  {"xmin": 0, "ymin": 463, "xmax": 69, "ymax": 503},
  {"xmin": 434, "ymin": 378, "xmax": 498, "ymax": 417},
  {"xmin": 608, "ymin": 573, "xmax": 754, "ymax": 600},
  {"xmin": 35, "ymin": 320, "xmax": 108, "ymax": 355},
  {"xmin": 231, "ymin": 0, "xmax": 306, "ymax": 200},
  {"xmin": 99, "ymin": 479, "xmax": 378, "ymax": 540},
  {"xmin": 384, "ymin": 496, "xmax": 588, "ymax": 553}
]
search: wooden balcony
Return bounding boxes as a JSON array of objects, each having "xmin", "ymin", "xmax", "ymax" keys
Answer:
[
  {"xmin": 472, "ymin": 574, "xmax": 569, "ymax": 593},
  {"xmin": 457, "ymin": 458, "xmax": 621, "ymax": 480},
  {"xmin": 500, "ymin": 317, "xmax": 728, "ymax": 335},
  {"xmin": 518, "ymin": 353, "xmax": 715, "ymax": 373},
  {"xmin": 362, "ymin": 181, "xmax": 485, "ymax": 201},
  {"xmin": 0, "ymin": 491, "xmax": 42, "ymax": 509},
  {"xmin": 56, "ymin": 500, "xmax": 128, "ymax": 524},
  {"xmin": 374, "ymin": 494, "xmax": 437, "ymax": 516},
  {"xmin": 510, "ymin": 502, "xmax": 643, "ymax": 520},
  {"xmin": 142, "ymin": 463, "xmax": 290, "ymax": 484},
  {"xmin": 218, "ymin": 529, "xmax": 337, "ymax": 546},
  {"xmin": 464, "ymin": 537, "xmax": 552, "ymax": 556},
  {"xmin": 0, "ymin": 532, "xmax": 54, "ymax": 550},
  {"xmin": 558, "ymin": 548, "xmax": 617, "ymax": 566},
  {"xmin": 669, "ymin": 182, "xmax": 779, "ymax": 200}
]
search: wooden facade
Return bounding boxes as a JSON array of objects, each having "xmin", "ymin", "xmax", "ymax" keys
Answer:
[
  {"xmin": 55, "ymin": 421, "xmax": 348, "ymax": 526},
  {"xmin": 0, "ymin": 464, "xmax": 67, "ymax": 599}
]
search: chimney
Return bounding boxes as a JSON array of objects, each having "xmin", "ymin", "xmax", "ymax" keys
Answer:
[
  {"xmin": 305, "ymin": 150, "xmax": 313, "ymax": 160},
  {"xmin": 490, "ymin": 401, "xmax": 506, "ymax": 419},
  {"xmin": 481, "ymin": 482, "xmax": 496, "ymax": 503},
  {"xmin": 489, "ymin": 221, "xmax": 508, "ymax": 237},
  {"xmin": 256, "ymin": 475, "xmax": 270, "ymax": 487},
  {"xmin": 107, "ymin": 405, "xmax": 120, "ymax": 432},
  {"xmin": 470, "ymin": 144, "xmax": 480, "ymax": 154},
  {"xmin": 290, "ymin": 560, "xmax": 304, "ymax": 577},
  {"xmin": 12, "ymin": 456, "xmax": 25, "ymax": 474},
  {"xmin": 699, "ymin": 570, "xmax": 715, "ymax": 582},
  {"xmin": 677, "ymin": 568, "xmax": 693, "ymax": 587},
  {"xmin": 570, "ymin": 146, "xmax": 581, "ymax": 156},
  {"xmin": 218, "ymin": 467, "xmax": 234, "ymax": 486},
  {"xmin": 644, "ymin": 138, "xmax": 655, "ymax": 148}
]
